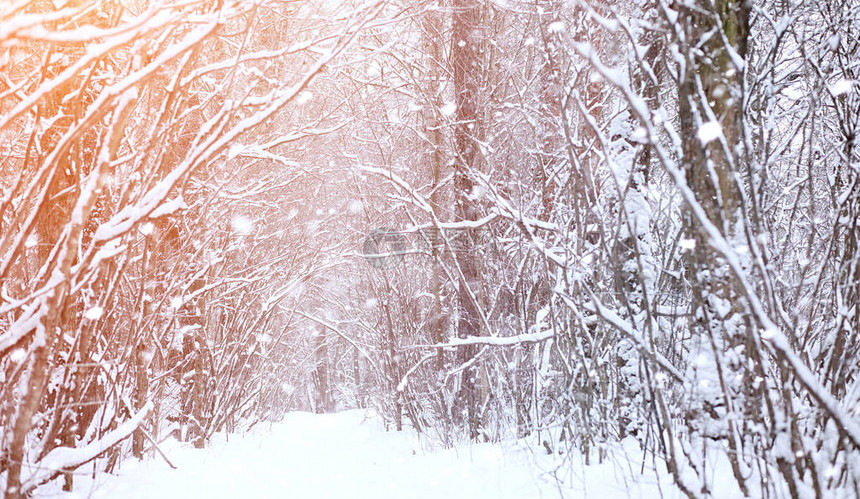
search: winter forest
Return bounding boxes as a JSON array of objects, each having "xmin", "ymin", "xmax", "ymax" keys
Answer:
[{"xmin": 0, "ymin": 0, "xmax": 858, "ymax": 497}]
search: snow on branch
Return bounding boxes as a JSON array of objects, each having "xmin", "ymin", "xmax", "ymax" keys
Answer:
[
  {"xmin": 295, "ymin": 310, "xmax": 380, "ymax": 374},
  {"xmin": 578, "ymin": 34, "xmax": 860, "ymax": 449},
  {"xmin": 0, "ymin": 300, "xmax": 47, "ymax": 356},
  {"xmin": 414, "ymin": 329, "xmax": 555, "ymax": 349},
  {"xmin": 578, "ymin": 293, "xmax": 684, "ymax": 383},
  {"xmin": 0, "ymin": 7, "xmax": 167, "ymax": 131},
  {"xmin": 21, "ymin": 402, "xmax": 154, "ymax": 494}
]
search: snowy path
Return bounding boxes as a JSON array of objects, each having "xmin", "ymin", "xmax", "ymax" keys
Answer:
[{"xmin": 36, "ymin": 411, "xmax": 683, "ymax": 499}]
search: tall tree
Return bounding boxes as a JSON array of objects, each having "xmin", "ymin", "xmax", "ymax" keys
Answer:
[{"xmin": 451, "ymin": 0, "xmax": 484, "ymax": 439}]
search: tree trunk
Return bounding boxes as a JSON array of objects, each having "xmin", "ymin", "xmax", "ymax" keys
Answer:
[
  {"xmin": 676, "ymin": 0, "xmax": 751, "ymax": 494},
  {"xmin": 451, "ymin": 0, "xmax": 483, "ymax": 440}
]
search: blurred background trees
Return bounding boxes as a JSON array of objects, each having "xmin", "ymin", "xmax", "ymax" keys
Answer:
[{"xmin": 0, "ymin": 0, "xmax": 384, "ymax": 496}]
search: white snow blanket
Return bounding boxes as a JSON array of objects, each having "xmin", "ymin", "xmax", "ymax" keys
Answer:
[{"xmin": 35, "ymin": 410, "xmax": 713, "ymax": 498}]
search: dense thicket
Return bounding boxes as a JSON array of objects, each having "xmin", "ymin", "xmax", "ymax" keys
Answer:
[{"xmin": 1, "ymin": 0, "xmax": 858, "ymax": 498}]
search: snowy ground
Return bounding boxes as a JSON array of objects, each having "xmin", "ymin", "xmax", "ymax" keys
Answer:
[{"xmin": 34, "ymin": 410, "xmax": 700, "ymax": 499}]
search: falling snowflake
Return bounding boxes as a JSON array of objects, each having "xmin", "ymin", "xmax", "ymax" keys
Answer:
[
  {"xmin": 85, "ymin": 306, "xmax": 104, "ymax": 320},
  {"xmin": 231, "ymin": 215, "xmax": 255, "ymax": 236},
  {"xmin": 829, "ymin": 79, "xmax": 853, "ymax": 96},
  {"xmin": 9, "ymin": 348, "xmax": 27, "ymax": 363},
  {"xmin": 548, "ymin": 21, "xmax": 565, "ymax": 33},
  {"xmin": 441, "ymin": 102, "xmax": 457, "ymax": 116},
  {"xmin": 631, "ymin": 126, "xmax": 648, "ymax": 142},
  {"xmin": 297, "ymin": 91, "xmax": 313, "ymax": 105},
  {"xmin": 227, "ymin": 144, "xmax": 245, "ymax": 160},
  {"xmin": 697, "ymin": 121, "xmax": 722, "ymax": 144},
  {"xmin": 348, "ymin": 199, "xmax": 364, "ymax": 214}
]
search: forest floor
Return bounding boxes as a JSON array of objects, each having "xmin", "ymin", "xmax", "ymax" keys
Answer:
[{"xmin": 33, "ymin": 410, "xmax": 703, "ymax": 499}]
